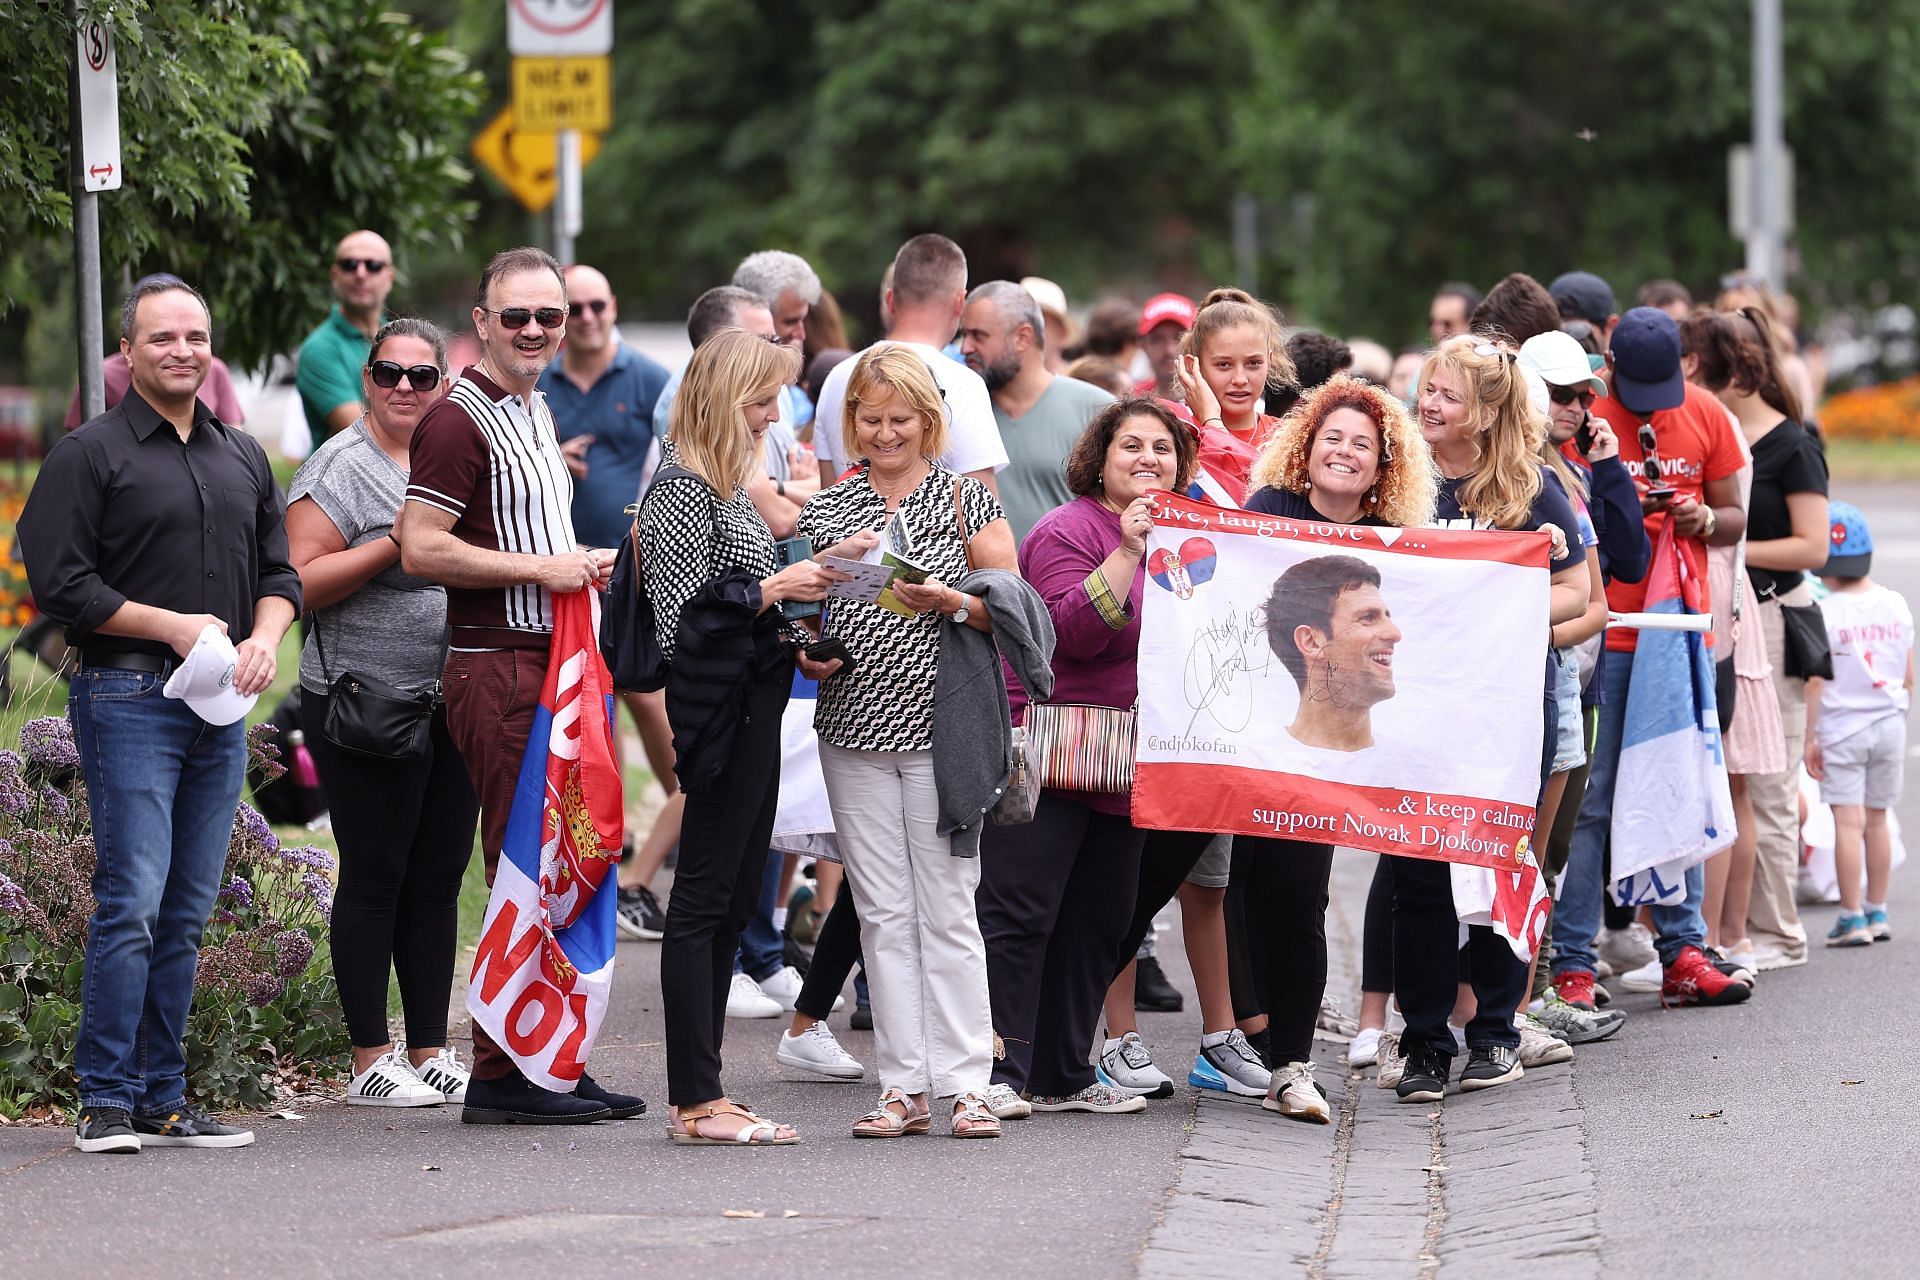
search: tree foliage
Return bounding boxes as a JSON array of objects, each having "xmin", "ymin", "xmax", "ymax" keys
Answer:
[{"xmin": 1, "ymin": 0, "xmax": 482, "ymax": 368}]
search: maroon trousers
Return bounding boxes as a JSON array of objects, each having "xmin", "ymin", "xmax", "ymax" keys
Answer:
[{"xmin": 442, "ymin": 645, "xmax": 549, "ymax": 1081}]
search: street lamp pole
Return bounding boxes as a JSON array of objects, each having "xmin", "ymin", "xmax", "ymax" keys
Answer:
[{"xmin": 1747, "ymin": 0, "xmax": 1785, "ymax": 289}]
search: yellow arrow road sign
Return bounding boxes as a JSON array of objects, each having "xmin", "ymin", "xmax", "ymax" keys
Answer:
[{"xmin": 470, "ymin": 107, "xmax": 601, "ymax": 213}]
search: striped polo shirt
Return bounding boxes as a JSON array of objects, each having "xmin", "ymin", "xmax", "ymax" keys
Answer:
[{"xmin": 405, "ymin": 365, "xmax": 576, "ymax": 649}]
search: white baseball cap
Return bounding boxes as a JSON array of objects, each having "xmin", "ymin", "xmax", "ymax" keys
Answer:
[
  {"xmin": 1519, "ymin": 330, "xmax": 1607, "ymax": 397},
  {"xmin": 163, "ymin": 624, "xmax": 258, "ymax": 726}
]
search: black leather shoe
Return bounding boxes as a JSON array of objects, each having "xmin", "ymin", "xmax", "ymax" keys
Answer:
[
  {"xmin": 461, "ymin": 1072, "xmax": 612, "ymax": 1125},
  {"xmin": 575, "ymin": 1072, "xmax": 647, "ymax": 1119},
  {"xmin": 1133, "ymin": 955, "xmax": 1185, "ymax": 1012}
]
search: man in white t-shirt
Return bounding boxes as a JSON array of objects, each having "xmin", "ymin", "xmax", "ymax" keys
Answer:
[{"xmin": 812, "ymin": 234, "xmax": 1009, "ymax": 492}]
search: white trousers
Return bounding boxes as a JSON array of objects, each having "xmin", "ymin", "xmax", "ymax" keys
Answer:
[{"xmin": 817, "ymin": 743, "xmax": 993, "ymax": 1098}]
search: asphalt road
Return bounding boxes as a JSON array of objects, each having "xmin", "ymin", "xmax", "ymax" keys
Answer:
[{"xmin": 4, "ymin": 486, "xmax": 1918, "ymax": 1279}]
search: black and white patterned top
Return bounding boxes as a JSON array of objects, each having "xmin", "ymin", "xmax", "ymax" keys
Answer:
[
  {"xmin": 637, "ymin": 465, "xmax": 799, "ymax": 665},
  {"xmin": 797, "ymin": 464, "xmax": 1005, "ymax": 751}
]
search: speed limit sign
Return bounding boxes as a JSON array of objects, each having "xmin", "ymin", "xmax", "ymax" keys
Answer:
[{"xmin": 507, "ymin": 0, "xmax": 613, "ymax": 56}]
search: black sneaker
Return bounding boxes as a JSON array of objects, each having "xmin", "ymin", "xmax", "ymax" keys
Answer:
[
  {"xmin": 73, "ymin": 1105, "xmax": 140, "ymax": 1154},
  {"xmin": 1134, "ymin": 955, "xmax": 1185, "ymax": 1013},
  {"xmin": 1458, "ymin": 1044, "xmax": 1524, "ymax": 1092},
  {"xmin": 850, "ymin": 1002, "xmax": 873, "ymax": 1031},
  {"xmin": 133, "ymin": 1104, "xmax": 255, "ymax": 1148},
  {"xmin": 1245, "ymin": 1026, "xmax": 1273, "ymax": 1068},
  {"xmin": 462, "ymin": 1071, "xmax": 612, "ymax": 1125},
  {"xmin": 615, "ymin": 886, "xmax": 665, "ymax": 941},
  {"xmin": 575, "ymin": 1071, "xmax": 647, "ymax": 1120},
  {"xmin": 1395, "ymin": 1045, "xmax": 1451, "ymax": 1103}
]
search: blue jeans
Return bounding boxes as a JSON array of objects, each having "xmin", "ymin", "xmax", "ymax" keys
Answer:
[
  {"xmin": 1551, "ymin": 648, "xmax": 1706, "ymax": 977},
  {"xmin": 734, "ymin": 848, "xmax": 785, "ymax": 982},
  {"xmin": 70, "ymin": 670, "xmax": 245, "ymax": 1113}
]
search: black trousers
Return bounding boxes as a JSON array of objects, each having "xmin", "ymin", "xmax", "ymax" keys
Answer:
[
  {"xmin": 1230, "ymin": 837, "xmax": 1336, "ymax": 1065},
  {"xmin": 1389, "ymin": 854, "xmax": 1525, "ymax": 1058},
  {"xmin": 795, "ymin": 882, "xmax": 862, "ymax": 1021},
  {"xmin": 309, "ymin": 696, "xmax": 479, "ymax": 1050},
  {"xmin": 978, "ymin": 795, "xmax": 1145, "ymax": 1095},
  {"xmin": 1360, "ymin": 859, "xmax": 1394, "ymax": 993},
  {"xmin": 661, "ymin": 671, "xmax": 788, "ymax": 1106},
  {"xmin": 1113, "ymin": 828, "xmax": 1216, "ymax": 979}
]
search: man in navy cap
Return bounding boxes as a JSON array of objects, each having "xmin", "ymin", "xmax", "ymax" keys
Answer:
[
  {"xmin": 1550, "ymin": 271, "xmax": 1622, "ymax": 355},
  {"xmin": 1547, "ymin": 301, "xmax": 1755, "ymax": 1014}
]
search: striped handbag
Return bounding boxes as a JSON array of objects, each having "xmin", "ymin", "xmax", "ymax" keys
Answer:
[{"xmin": 1023, "ymin": 701, "xmax": 1138, "ymax": 794}]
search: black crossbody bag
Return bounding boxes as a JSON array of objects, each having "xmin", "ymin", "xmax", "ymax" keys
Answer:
[{"xmin": 311, "ymin": 612, "xmax": 442, "ymax": 760}]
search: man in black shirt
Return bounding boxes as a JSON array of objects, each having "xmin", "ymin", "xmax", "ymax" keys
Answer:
[{"xmin": 18, "ymin": 278, "xmax": 301, "ymax": 1154}]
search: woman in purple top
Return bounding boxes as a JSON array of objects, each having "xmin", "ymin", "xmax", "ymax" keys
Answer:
[{"xmin": 975, "ymin": 399, "xmax": 1197, "ymax": 1116}]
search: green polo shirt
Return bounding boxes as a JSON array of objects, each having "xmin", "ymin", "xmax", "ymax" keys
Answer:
[{"xmin": 297, "ymin": 305, "xmax": 375, "ymax": 450}]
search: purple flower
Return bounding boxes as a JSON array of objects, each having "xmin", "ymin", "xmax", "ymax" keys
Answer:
[
  {"xmin": 242, "ymin": 972, "xmax": 286, "ymax": 1007},
  {"xmin": 300, "ymin": 872, "xmax": 333, "ymax": 908},
  {"xmin": 231, "ymin": 803, "xmax": 279, "ymax": 857},
  {"xmin": 0, "ymin": 870, "xmax": 28, "ymax": 915},
  {"xmin": 280, "ymin": 844, "xmax": 335, "ymax": 873},
  {"xmin": 272, "ymin": 928, "xmax": 315, "ymax": 977},
  {"xmin": 217, "ymin": 876, "xmax": 255, "ymax": 909},
  {"xmin": 0, "ymin": 778, "xmax": 30, "ymax": 818},
  {"xmin": 36, "ymin": 786, "xmax": 69, "ymax": 818},
  {"xmin": 19, "ymin": 718, "xmax": 79, "ymax": 769}
]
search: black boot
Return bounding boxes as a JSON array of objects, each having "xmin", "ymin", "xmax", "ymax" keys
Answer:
[
  {"xmin": 1134, "ymin": 955, "xmax": 1185, "ymax": 1012},
  {"xmin": 462, "ymin": 1070, "xmax": 613, "ymax": 1125},
  {"xmin": 575, "ymin": 1072, "xmax": 647, "ymax": 1119}
]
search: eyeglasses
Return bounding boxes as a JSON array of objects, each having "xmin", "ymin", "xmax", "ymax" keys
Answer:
[
  {"xmin": 568, "ymin": 299, "xmax": 609, "ymax": 318},
  {"xmin": 486, "ymin": 306, "xmax": 566, "ymax": 331},
  {"xmin": 1636, "ymin": 421, "xmax": 1664, "ymax": 481},
  {"xmin": 335, "ymin": 257, "xmax": 388, "ymax": 275},
  {"xmin": 368, "ymin": 360, "xmax": 441, "ymax": 392},
  {"xmin": 1548, "ymin": 384, "xmax": 1594, "ymax": 407}
]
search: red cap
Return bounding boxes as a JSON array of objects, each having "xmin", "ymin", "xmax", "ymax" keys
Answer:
[{"xmin": 1138, "ymin": 292, "xmax": 1197, "ymax": 336}]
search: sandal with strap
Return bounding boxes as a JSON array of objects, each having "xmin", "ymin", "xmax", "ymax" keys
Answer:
[
  {"xmin": 669, "ymin": 1101, "xmax": 799, "ymax": 1146},
  {"xmin": 851, "ymin": 1088, "xmax": 931, "ymax": 1138},
  {"xmin": 951, "ymin": 1091, "xmax": 1001, "ymax": 1139}
]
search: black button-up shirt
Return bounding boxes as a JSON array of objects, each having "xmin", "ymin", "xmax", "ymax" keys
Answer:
[{"xmin": 18, "ymin": 388, "xmax": 302, "ymax": 660}]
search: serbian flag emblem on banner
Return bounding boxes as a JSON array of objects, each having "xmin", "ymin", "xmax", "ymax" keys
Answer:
[{"xmin": 467, "ymin": 590, "xmax": 624, "ymax": 1091}]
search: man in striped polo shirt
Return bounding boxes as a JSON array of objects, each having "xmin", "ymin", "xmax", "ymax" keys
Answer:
[{"xmin": 397, "ymin": 245, "xmax": 644, "ymax": 1127}]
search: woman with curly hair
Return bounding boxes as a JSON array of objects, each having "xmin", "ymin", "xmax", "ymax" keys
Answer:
[{"xmin": 1230, "ymin": 375, "xmax": 1435, "ymax": 1121}]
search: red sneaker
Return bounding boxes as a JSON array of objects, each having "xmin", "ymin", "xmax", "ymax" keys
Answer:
[
  {"xmin": 1552, "ymin": 969, "xmax": 1597, "ymax": 1012},
  {"xmin": 1660, "ymin": 946, "xmax": 1754, "ymax": 1008}
]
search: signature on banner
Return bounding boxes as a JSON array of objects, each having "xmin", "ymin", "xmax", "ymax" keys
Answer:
[{"xmin": 1182, "ymin": 603, "xmax": 1270, "ymax": 734}]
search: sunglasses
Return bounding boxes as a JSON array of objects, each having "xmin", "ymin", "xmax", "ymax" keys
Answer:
[
  {"xmin": 335, "ymin": 257, "xmax": 387, "ymax": 275},
  {"xmin": 1548, "ymin": 384, "xmax": 1594, "ymax": 407},
  {"xmin": 368, "ymin": 360, "xmax": 441, "ymax": 392},
  {"xmin": 568, "ymin": 299, "xmax": 609, "ymax": 318},
  {"xmin": 486, "ymin": 306, "xmax": 566, "ymax": 331},
  {"xmin": 1636, "ymin": 422, "xmax": 1664, "ymax": 481}
]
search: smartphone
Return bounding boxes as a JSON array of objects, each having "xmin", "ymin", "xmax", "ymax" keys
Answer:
[
  {"xmin": 1574, "ymin": 414, "xmax": 1595, "ymax": 457},
  {"xmin": 774, "ymin": 536, "xmax": 822, "ymax": 620},
  {"xmin": 804, "ymin": 637, "xmax": 855, "ymax": 680},
  {"xmin": 1646, "ymin": 486, "xmax": 1677, "ymax": 504}
]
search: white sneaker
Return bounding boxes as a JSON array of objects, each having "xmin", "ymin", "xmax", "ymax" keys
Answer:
[
  {"xmin": 984, "ymin": 1082, "xmax": 1033, "ymax": 1119},
  {"xmin": 1597, "ymin": 922, "xmax": 1659, "ymax": 973},
  {"xmin": 776, "ymin": 1021, "xmax": 864, "ymax": 1080},
  {"xmin": 726, "ymin": 972, "xmax": 782, "ymax": 1019},
  {"xmin": 1262, "ymin": 1061, "xmax": 1331, "ymax": 1124},
  {"xmin": 1750, "ymin": 943, "xmax": 1808, "ymax": 972},
  {"xmin": 754, "ymin": 965, "xmax": 844, "ymax": 1013},
  {"xmin": 1189, "ymin": 1029, "xmax": 1271, "ymax": 1098},
  {"xmin": 1374, "ymin": 1031, "xmax": 1404, "ymax": 1090},
  {"xmin": 1347, "ymin": 1026, "xmax": 1383, "ymax": 1068},
  {"xmin": 1619, "ymin": 957, "xmax": 1664, "ymax": 993},
  {"xmin": 346, "ymin": 1047, "xmax": 444, "ymax": 1107},
  {"xmin": 413, "ymin": 1045, "xmax": 469, "ymax": 1103},
  {"xmin": 1315, "ymin": 995, "xmax": 1359, "ymax": 1043},
  {"xmin": 1514, "ymin": 1015, "xmax": 1574, "ymax": 1068},
  {"xmin": 1097, "ymin": 1031, "xmax": 1175, "ymax": 1098}
]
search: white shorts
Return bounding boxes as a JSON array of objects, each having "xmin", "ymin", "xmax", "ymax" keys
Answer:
[{"xmin": 1820, "ymin": 715, "xmax": 1907, "ymax": 809}]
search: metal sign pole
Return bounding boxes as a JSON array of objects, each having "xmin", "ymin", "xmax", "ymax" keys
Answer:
[
  {"xmin": 1747, "ymin": 0, "xmax": 1786, "ymax": 289},
  {"xmin": 554, "ymin": 127, "xmax": 581, "ymax": 264},
  {"xmin": 69, "ymin": 2, "xmax": 106, "ymax": 422}
]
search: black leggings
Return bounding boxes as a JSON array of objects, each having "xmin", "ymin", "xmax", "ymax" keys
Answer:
[
  {"xmin": 1360, "ymin": 859, "xmax": 1394, "ymax": 994},
  {"xmin": 309, "ymin": 695, "xmax": 479, "ymax": 1050},
  {"xmin": 795, "ymin": 882, "xmax": 862, "ymax": 1021},
  {"xmin": 1230, "ymin": 838, "xmax": 1336, "ymax": 1065}
]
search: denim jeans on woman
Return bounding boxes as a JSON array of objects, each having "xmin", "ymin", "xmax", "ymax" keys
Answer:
[
  {"xmin": 70, "ymin": 669, "xmax": 246, "ymax": 1113},
  {"xmin": 1550, "ymin": 647, "xmax": 1708, "ymax": 977}
]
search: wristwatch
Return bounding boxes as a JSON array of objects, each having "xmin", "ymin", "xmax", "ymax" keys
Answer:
[
  {"xmin": 1701, "ymin": 506, "xmax": 1718, "ymax": 539},
  {"xmin": 948, "ymin": 591, "xmax": 971, "ymax": 625}
]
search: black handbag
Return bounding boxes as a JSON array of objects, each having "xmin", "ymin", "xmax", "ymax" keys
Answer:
[
  {"xmin": 1779, "ymin": 600, "xmax": 1834, "ymax": 680},
  {"xmin": 311, "ymin": 615, "xmax": 440, "ymax": 760},
  {"xmin": 599, "ymin": 464, "xmax": 706, "ymax": 693},
  {"xmin": 1715, "ymin": 572, "xmax": 1741, "ymax": 734}
]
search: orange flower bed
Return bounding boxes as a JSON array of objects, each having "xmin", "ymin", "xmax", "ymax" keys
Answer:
[{"xmin": 1821, "ymin": 376, "xmax": 1920, "ymax": 441}]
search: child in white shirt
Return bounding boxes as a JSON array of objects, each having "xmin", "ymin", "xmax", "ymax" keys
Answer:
[{"xmin": 1806, "ymin": 500, "xmax": 1913, "ymax": 946}]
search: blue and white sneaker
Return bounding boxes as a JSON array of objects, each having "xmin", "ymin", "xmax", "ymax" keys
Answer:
[
  {"xmin": 1867, "ymin": 909, "xmax": 1893, "ymax": 942},
  {"xmin": 1827, "ymin": 912, "xmax": 1874, "ymax": 947},
  {"xmin": 1098, "ymin": 1031, "xmax": 1175, "ymax": 1099},
  {"xmin": 1188, "ymin": 1029, "xmax": 1270, "ymax": 1099}
]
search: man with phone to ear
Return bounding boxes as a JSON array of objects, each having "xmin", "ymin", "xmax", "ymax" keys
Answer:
[{"xmin": 1546, "ymin": 304, "xmax": 1753, "ymax": 1015}]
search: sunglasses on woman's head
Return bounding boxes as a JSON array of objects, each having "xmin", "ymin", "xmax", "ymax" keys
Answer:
[
  {"xmin": 1548, "ymin": 384, "xmax": 1593, "ymax": 406},
  {"xmin": 368, "ymin": 360, "xmax": 441, "ymax": 391},
  {"xmin": 487, "ymin": 306, "xmax": 567, "ymax": 330}
]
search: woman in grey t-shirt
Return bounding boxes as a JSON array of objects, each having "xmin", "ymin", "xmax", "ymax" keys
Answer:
[{"xmin": 286, "ymin": 318, "xmax": 479, "ymax": 1111}]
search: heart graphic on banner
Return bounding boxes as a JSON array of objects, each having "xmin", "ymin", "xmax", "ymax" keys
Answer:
[{"xmin": 1180, "ymin": 538, "xmax": 1217, "ymax": 584}]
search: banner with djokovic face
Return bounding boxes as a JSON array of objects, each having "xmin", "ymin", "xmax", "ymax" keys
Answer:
[{"xmin": 1133, "ymin": 491, "xmax": 1552, "ymax": 873}]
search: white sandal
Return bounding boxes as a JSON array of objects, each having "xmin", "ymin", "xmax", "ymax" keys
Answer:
[
  {"xmin": 851, "ymin": 1088, "xmax": 931, "ymax": 1138},
  {"xmin": 669, "ymin": 1102, "xmax": 799, "ymax": 1146},
  {"xmin": 951, "ymin": 1091, "xmax": 1001, "ymax": 1139}
]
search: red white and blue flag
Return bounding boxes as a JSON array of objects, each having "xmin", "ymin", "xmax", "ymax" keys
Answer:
[
  {"xmin": 467, "ymin": 590, "xmax": 624, "ymax": 1092},
  {"xmin": 1608, "ymin": 517, "xmax": 1736, "ymax": 904}
]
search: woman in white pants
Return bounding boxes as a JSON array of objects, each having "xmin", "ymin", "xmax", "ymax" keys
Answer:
[{"xmin": 796, "ymin": 345, "xmax": 1017, "ymax": 1138}]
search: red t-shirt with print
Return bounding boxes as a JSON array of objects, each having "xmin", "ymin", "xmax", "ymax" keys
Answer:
[{"xmin": 1592, "ymin": 381, "xmax": 1745, "ymax": 652}]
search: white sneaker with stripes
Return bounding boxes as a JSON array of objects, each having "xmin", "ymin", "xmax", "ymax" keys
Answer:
[
  {"xmin": 347, "ymin": 1047, "xmax": 445, "ymax": 1107},
  {"xmin": 413, "ymin": 1046, "xmax": 470, "ymax": 1103}
]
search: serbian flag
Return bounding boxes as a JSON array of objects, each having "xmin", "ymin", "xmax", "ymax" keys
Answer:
[
  {"xmin": 1608, "ymin": 517, "xmax": 1735, "ymax": 904},
  {"xmin": 467, "ymin": 590, "xmax": 624, "ymax": 1091}
]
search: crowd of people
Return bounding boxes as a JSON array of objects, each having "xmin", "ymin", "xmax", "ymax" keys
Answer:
[{"xmin": 22, "ymin": 225, "xmax": 1912, "ymax": 1155}]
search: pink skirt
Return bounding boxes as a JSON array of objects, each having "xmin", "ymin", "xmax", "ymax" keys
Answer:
[{"xmin": 1709, "ymin": 546, "xmax": 1786, "ymax": 776}]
